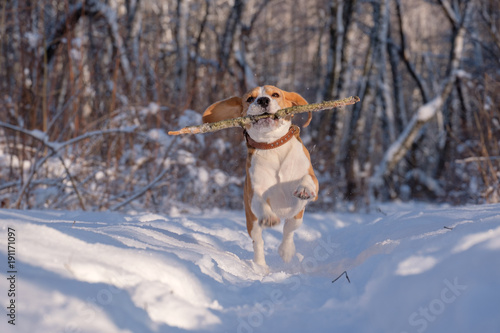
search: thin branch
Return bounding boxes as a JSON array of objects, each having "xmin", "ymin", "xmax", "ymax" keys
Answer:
[
  {"xmin": 0, "ymin": 122, "xmax": 87, "ymax": 210},
  {"xmin": 110, "ymin": 136, "xmax": 179, "ymax": 211},
  {"xmin": 0, "ymin": 121, "xmax": 164, "ymax": 209},
  {"xmin": 479, "ymin": 7, "xmax": 500, "ymax": 54},
  {"xmin": 455, "ymin": 156, "xmax": 500, "ymax": 164},
  {"xmin": 395, "ymin": 0, "xmax": 430, "ymax": 103},
  {"xmin": 332, "ymin": 271, "xmax": 351, "ymax": 284},
  {"xmin": 0, "ymin": 121, "xmax": 149, "ymax": 150},
  {"xmin": 57, "ymin": 154, "xmax": 87, "ymax": 210},
  {"xmin": 13, "ymin": 153, "xmax": 53, "ymax": 209},
  {"xmin": 168, "ymin": 96, "xmax": 360, "ymax": 135},
  {"xmin": 437, "ymin": 0, "xmax": 459, "ymax": 28}
]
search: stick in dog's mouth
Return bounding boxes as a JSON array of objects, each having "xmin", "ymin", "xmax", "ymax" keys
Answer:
[
  {"xmin": 250, "ymin": 113, "xmax": 274, "ymax": 122},
  {"xmin": 253, "ymin": 113, "xmax": 281, "ymax": 126},
  {"xmin": 167, "ymin": 96, "xmax": 360, "ymax": 136}
]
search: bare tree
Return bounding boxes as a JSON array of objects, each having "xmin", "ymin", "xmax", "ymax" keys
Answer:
[
  {"xmin": 1, "ymin": 0, "xmax": 499, "ymax": 211},
  {"xmin": 370, "ymin": 0, "xmax": 472, "ymax": 198},
  {"xmin": 342, "ymin": 0, "xmax": 388, "ymax": 203},
  {"xmin": 318, "ymin": 0, "xmax": 358, "ymax": 141},
  {"xmin": 215, "ymin": 0, "xmax": 247, "ymax": 94}
]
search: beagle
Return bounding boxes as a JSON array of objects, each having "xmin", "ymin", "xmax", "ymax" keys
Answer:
[{"xmin": 202, "ymin": 85, "xmax": 318, "ymax": 268}]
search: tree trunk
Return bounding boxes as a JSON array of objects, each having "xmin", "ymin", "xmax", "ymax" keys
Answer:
[
  {"xmin": 186, "ymin": 0, "xmax": 210, "ymax": 109},
  {"xmin": 236, "ymin": 0, "xmax": 269, "ymax": 92},
  {"xmin": 45, "ymin": 0, "xmax": 133, "ymax": 86},
  {"xmin": 343, "ymin": 0, "xmax": 386, "ymax": 202},
  {"xmin": 215, "ymin": 0, "xmax": 247, "ymax": 93},
  {"xmin": 174, "ymin": 0, "xmax": 189, "ymax": 103},
  {"xmin": 319, "ymin": 0, "xmax": 357, "ymax": 142},
  {"xmin": 388, "ymin": 17, "xmax": 407, "ymax": 133},
  {"xmin": 370, "ymin": 1, "xmax": 470, "ymax": 194}
]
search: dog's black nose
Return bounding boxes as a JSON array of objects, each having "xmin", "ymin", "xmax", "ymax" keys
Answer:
[{"xmin": 257, "ymin": 97, "xmax": 270, "ymax": 108}]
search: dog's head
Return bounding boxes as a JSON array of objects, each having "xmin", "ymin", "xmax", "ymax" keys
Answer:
[{"xmin": 202, "ymin": 85, "xmax": 310, "ymax": 142}]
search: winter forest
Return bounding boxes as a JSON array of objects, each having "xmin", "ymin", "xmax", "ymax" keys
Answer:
[{"xmin": 0, "ymin": 0, "xmax": 499, "ymax": 213}]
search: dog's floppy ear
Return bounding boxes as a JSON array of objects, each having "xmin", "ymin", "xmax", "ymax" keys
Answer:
[
  {"xmin": 282, "ymin": 91, "xmax": 313, "ymax": 127},
  {"xmin": 202, "ymin": 96, "xmax": 243, "ymax": 123}
]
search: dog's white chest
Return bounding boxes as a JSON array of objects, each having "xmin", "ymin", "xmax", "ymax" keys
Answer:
[{"xmin": 248, "ymin": 138, "xmax": 311, "ymax": 218}]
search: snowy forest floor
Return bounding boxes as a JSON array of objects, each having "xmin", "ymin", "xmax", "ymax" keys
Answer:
[{"xmin": 1, "ymin": 202, "xmax": 499, "ymax": 333}]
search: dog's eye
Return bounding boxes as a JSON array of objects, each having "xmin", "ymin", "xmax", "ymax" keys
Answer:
[
  {"xmin": 247, "ymin": 96, "xmax": 255, "ymax": 103},
  {"xmin": 272, "ymin": 93, "xmax": 280, "ymax": 98}
]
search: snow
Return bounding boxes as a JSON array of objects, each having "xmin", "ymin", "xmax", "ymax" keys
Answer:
[
  {"xmin": 24, "ymin": 32, "xmax": 40, "ymax": 50},
  {"xmin": 417, "ymin": 96, "xmax": 443, "ymax": 122},
  {"xmin": 1, "ymin": 203, "xmax": 499, "ymax": 333},
  {"xmin": 178, "ymin": 110, "xmax": 202, "ymax": 128}
]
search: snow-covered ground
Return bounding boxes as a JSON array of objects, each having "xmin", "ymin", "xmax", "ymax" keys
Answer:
[{"xmin": 1, "ymin": 203, "xmax": 499, "ymax": 333}]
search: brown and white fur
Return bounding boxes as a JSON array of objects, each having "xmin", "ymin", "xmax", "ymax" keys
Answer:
[{"xmin": 202, "ymin": 85, "xmax": 318, "ymax": 269}]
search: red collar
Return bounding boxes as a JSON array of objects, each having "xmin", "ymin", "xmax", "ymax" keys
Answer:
[{"xmin": 245, "ymin": 125, "xmax": 300, "ymax": 150}]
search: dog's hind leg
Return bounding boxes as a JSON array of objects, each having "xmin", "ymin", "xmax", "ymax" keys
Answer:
[
  {"xmin": 250, "ymin": 221, "xmax": 267, "ymax": 267},
  {"xmin": 278, "ymin": 211, "xmax": 304, "ymax": 263},
  {"xmin": 246, "ymin": 201, "xmax": 267, "ymax": 268}
]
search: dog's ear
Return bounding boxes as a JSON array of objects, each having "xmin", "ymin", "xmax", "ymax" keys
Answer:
[
  {"xmin": 202, "ymin": 96, "xmax": 243, "ymax": 123},
  {"xmin": 283, "ymin": 91, "xmax": 308, "ymax": 107},
  {"xmin": 283, "ymin": 91, "xmax": 313, "ymax": 127}
]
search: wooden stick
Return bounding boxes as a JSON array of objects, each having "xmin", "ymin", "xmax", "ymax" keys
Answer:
[{"xmin": 168, "ymin": 96, "xmax": 360, "ymax": 135}]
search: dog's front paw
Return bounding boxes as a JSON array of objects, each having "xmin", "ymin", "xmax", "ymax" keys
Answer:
[
  {"xmin": 259, "ymin": 214, "xmax": 281, "ymax": 228},
  {"xmin": 293, "ymin": 185, "xmax": 316, "ymax": 200}
]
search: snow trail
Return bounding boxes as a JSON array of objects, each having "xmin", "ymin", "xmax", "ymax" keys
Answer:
[{"xmin": 0, "ymin": 203, "xmax": 499, "ymax": 332}]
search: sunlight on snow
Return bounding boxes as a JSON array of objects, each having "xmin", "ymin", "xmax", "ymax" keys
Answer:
[
  {"xmin": 395, "ymin": 255, "xmax": 438, "ymax": 276},
  {"xmin": 452, "ymin": 225, "xmax": 500, "ymax": 253}
]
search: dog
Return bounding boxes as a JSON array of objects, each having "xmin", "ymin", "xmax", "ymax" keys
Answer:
[{"xmin": 202, "ymin": 85, "xmax": 318, "ymax": 268}]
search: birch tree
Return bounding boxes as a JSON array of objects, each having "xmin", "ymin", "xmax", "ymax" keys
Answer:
[
  {"xmin": 370, "ymin": 0, "xmax": 472, "ymax": 197},
  {"xmin": 319, "ymin": 0, "xmax": 357, "ymax": 141},
  {"xmin": 342, "ymin": 0, "xmax": 388, "ymax": 202},
  {"xmin": 216, "ymin": 0, "xmax": 247, "ymax": 92}
]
